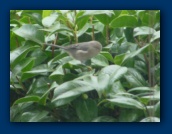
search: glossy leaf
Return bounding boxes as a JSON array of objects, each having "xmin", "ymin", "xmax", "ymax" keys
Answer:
[
  {"xmin": 82, "ymin": 10, "xmax": 114, "ymax": 17},
  {"xmin": 118, "ymin": 108, "xmax": 143, "ymax": 122},
  {"xmin": 42, "ymin": 14, "xmax": 58, "ymax": 27},
  {"xmin": 99, "ymin": 65, "xmax": 128, "ymax": 85},
  {"xmin": 52, "ymin": 80, "xmax": 95, "ymax": 106},
  {"xmin": 100, "ymin": 51, "xmax": 114, "ymax": 63},
  {"xmin": 23, "ymin": 12, "xmax": 42, "ymax": 26},
  {"xmin": 95, "ymin": 14, "xmax": 114, "ymax": 25},
  {"xmin": 42, "ymin": 10, "xmax": 53, "ymax": 18},
  {"xmin": 114, "ymin": 43, "xmax": 152, "ymax": 65},
  {"xmin": 92, "ymin": 116, "xmax": 117, "ymax": 122},
  {"xmin": 10, "ymin": 44, "xmax": 39, "ymax": 68},
  {"xmin": 154, "ymin": 101, "xmax": 160, "ymax": 117},
  {"xmin": 21, "ymin": 110, "xmax": 49, "ymax": 122},
  {"xmin": 140, "ymin": 117, "xmax": 160, "ymax": 122},
  {"xmin": 134, "ymin": 26, "xmax": 156, "ymax": 37},
  {"xmin": 150, "ymin": 30, "xmax": 160, "ymax": 42},
  {"xmin": 128, "ymin": 87, "xmax": 154, "ymax": 94},
  {"xmin": 110, "ymin": 15, "xmax": 138, "ymax": 28},
  {"xmin": 21, "ymin": 64, "xmax": 53, "ymax": 81},
  {"xmin": 75, "ymin": 99, "xmax": 98, "ymax": 122},
  {"xmin": 124, "ymin": 68, "xmax": 147, "ymax": 87},
  {"xmin": 91, "ymin": 54, "xmax": 109, "ymax": 67},
  {"xmin": 12, "ymin": 58, "xmax": 35, "ymax": 76},
  {"xmin": 13, "ymin": 24, "xmax": 44, "ymax": 44},
  {"xmin": 13, "ymin": 96, "xmax": 40, "ymax": 105},
  {"xmin": 105, "ymin": 96, "xmax": 145, "ymax": 110}
]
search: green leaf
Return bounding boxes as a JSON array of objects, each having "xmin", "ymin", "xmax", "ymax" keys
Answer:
[
  {"xmin": 52, "ymin": 80, "xmax": 94, "ymax": 106},
  {"xmin": 99, "ymin": 65, "xmax": 128, "ymax": 85},
  {"xmin": 133, "ymin": 26, "xmax": 156, "ymax": 37},
  {"xmin": 124, "ymin": 68, "xmax": 147, "ymax": 87},
  {"xmin": 13, "ymin": 96, "xmax": 40, "ymax": 105},
  {"xmin": 26, "ymin": 77, "xmax": 51, "ymax": 96},
  {"xmin": 42, "ymin": 14, "xmax": 58, "ymax": 27},
  {"xmin": 21, "ymin": 110, "xmax": 49, "ymax": 122},
  {"xmin": 110, "ymin": 15, "xmax": 138, "ymax": 28},
  {"xmin": 47, "ymin": 24, "xmax": 73, "ymax": 37},
  {"xmin": 118, "ymin": 108, "xmax": 143, "ymax": 122},
  {"xmin": 13, "ymin": 24, "xmax": 44, "ymax": 44},
  {"xmin": 40, "ymin": 22, "xmax": 60, "ymax": 33},
  {"xmin": 91, "ymin": 54, "xmax": 109, "ymax": 67},
  {"xmin": 75, "ymin": 99, "xmax": 98, "ymax": 122},
  {"xmin": 150, "ymin": 30, "xmax": 160, "ymax": 42},
  {"xmin": 128, "ymin": 87, "xmax": 154, "ymax": 95},
  {"xmin": 21, "ymin": 64, "xmax": 53, "ymax": 81},
  {"xmin": 154, "ymin": 101, "xmax": 160, "ymax": 117},
  {"xmin": 49, "ymin": 65, "xmax": 64, "ymax": 79},
  {"xmin": 124, "ymin": 28, "xmax": 135, "ymax": 42},
  {"xmin": 100, "ymin": 51, "xmax": 114, "ymax": 63},
  {"xmin": 114, "ymin": 44, "xmax": 152, "ymax": 65},
  {"xmin": 10, "ymin": 44, "xmax": 39, "ymax": 68},
  {"xmin": 39, "ymin": 82, "xmax": 59, "ymax": 105},
  {"xmin": 92, "ymin": 116, "xmax": 117, "ymax": 122},
  {"xmin": 23, "ymin": 12, "xmax": 42, "ymax": 26},
  {"xmin": 81, "ymin": 65, "xmax": 127, "ymax": 98},
  {"xmin": 105, "ymin": 96, "xmax": 145, "ymax": 110},
  {"xmin": 76, "ymin": 11, "xmax": 89, "ymax": 29},
  {"xmin": 10, "ymin": 31, "xmax": 24, "ymax": 50},
  {"xmin": 12, "ymin": 58, "xmax": 35, "ymax": 76},
  {"xmin": 83, "ymin": 74, "xmax": 110, "ymax": 98},
  {"xmin": 77, "ymin": 23, "xmax": 90, "ymax": 37},
  {"xmin": 48, "ymin": 52, "xmax": 68, "ymax": 67},
  {"xmin": 42, "ymin": 10, "xmax": 53, "ymax": 18},
  {"xmin": 82, "ymin": 10, "xmax": 114, "ymax": 17},
  {"xmin": 140, "ymin": 117, "xmax": 160, "ymax": 122},
  {"xmin": 95, "ymin": 14, "xmax": 114, "ymax": 25},
  {"xmin": 29, "ymin": 48, "xmax": 48, "ymax": 66},
  {"xmin": 109, "ymin": 81, "xmax": 126, "ymax": 95}
]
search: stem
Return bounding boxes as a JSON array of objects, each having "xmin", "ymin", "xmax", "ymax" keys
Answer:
[
  {"xmin": 52, "ymin": 33, "xmax": 58, "ymax": 58},
  {"xmin": 28, "ymin": 17, "xmax": 31, "ymax": 24},
  {"xmin": 135, "ymin": 38, "xmax": 151, "ymax": 86},
  {"xmin": 74, "ymin": 31, "xmax": 78, "ymax": 43},
  {"xmin": 90, "ymin": 16, "xmax": 95, "ymax": 40},
  {"xmin": 62, "ymin": 67, "xmax": 66, "ymax": 75},
  {"xmin": 106, "ymin": 25, "xmax": 110, "ymax": 44},
  {"xmin": 15, "ymin": 36, "xmax": 19, "ymax": 47},
  {"xmin": 16, "ymin": 76, "xmax": 26, "ymax": 91},
  {"xmin": 92, "ymin": 24, "xmax": 95, "ymax": 40}
]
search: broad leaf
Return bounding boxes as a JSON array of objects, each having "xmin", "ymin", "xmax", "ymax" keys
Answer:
[
  {"xmin": 10, "ymin": 44, "xmax": 39, "ymax": 68},
  {"xmin": 13, "ymin": 24, "xmax": 44, "ymax": 44},
  {"xmin": 13, "ymin": 96, "xmax": 40, "ymax": 105},
  {"xmin": 52, "ymin": 80, "xmax": 95, "ymax": 106},
  {"xmin": 124, "ymin": 68, "xmax": 147, "ymax": 87},
  {"xmin": 105, "ymin": 96, "xmax": 145, "ymax": 110},
  {"xmin": 91, "ymin": 54, "xmax": 109, "ymax": 67},
  {"xmin": 92, "ymin": 116, "xmax": 117, "ymax": 122},
  {"xmin": 75, "ymin": 99, "xmax": 98, "ymax": 122},
  {"xmin": 134, "ymin": 26, "xmax": 156, "ymax": 37},
  {"xmin": 21, "ymin": 64, "xmax": 53, "ymax": 81},
  {"xmin": 21, "ymin": 110, "xmax": 49, "ymax": 122},
  {"xmin": 114, "ymin": 43, "xmax": 152, "ymax": 65},
  {"xmin": 42, "ymin": 14, "xmax": 58, "ymax": 27},
  {"xmin": 110, "ymin": 15, "xmax": 138, "ymax": 28},
  {"xmin": 140, "ymin": 117, "xmax": 160, "ymax": 122}
]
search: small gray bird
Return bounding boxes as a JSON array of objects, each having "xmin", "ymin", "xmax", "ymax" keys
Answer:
[{"xmin": 44, "ymin": 41, "xmax": 102, "ymax": 63}]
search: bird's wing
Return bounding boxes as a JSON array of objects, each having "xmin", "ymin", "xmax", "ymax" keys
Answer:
[{"xmin": 66, "ymin": 43, "xmax": 89, "ymax": 51}]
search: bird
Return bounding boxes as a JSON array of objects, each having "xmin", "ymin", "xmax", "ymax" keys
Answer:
[{"xmin": 44, "ymin": 41, "xmax": 102, "ymax": 64}]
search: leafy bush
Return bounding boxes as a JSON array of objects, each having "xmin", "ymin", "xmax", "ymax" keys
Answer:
[{"xmin": 10, "ymin": 10, "xmax": 160, "ymax": 122}]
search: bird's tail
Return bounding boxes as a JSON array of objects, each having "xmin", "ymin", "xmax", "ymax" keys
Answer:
[{"xmin": 43, "ymin": 44, "xmax": 66, "ymax": 49}]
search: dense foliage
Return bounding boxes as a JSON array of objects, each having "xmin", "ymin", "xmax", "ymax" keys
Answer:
[{"xmin": 10, "ymin": 10, "xmax": 160, "ymax": 122}]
